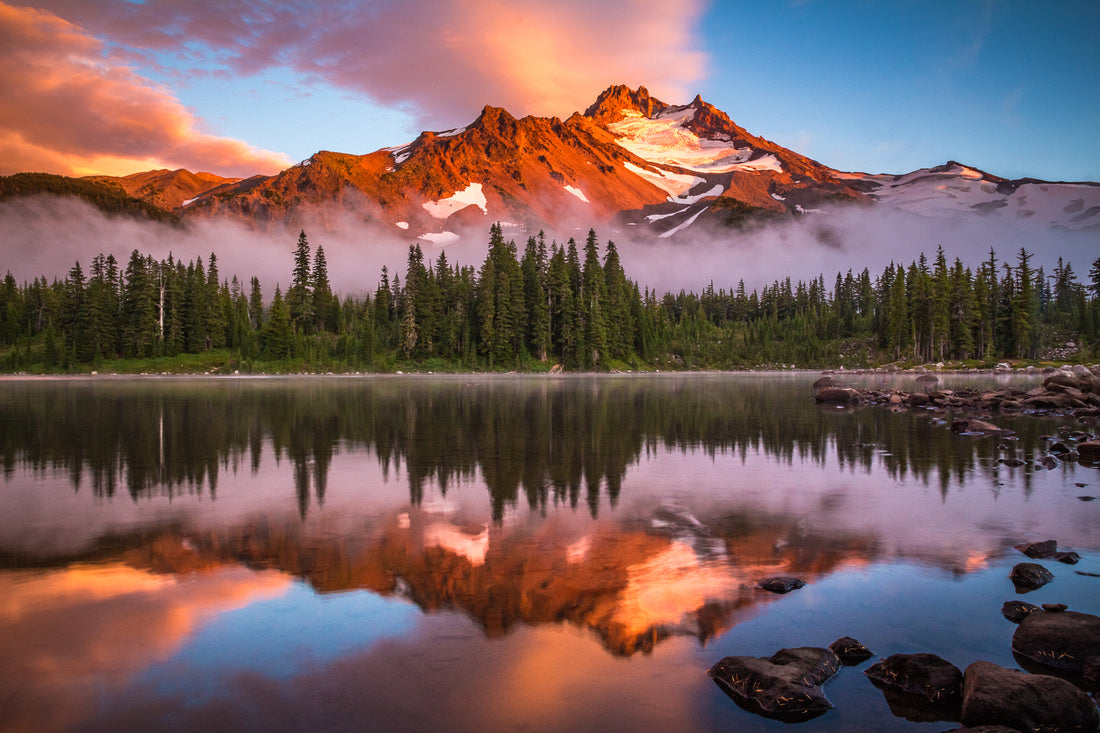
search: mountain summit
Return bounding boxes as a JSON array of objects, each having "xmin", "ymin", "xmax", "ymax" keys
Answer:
[{"xmin": 78, "ymin": 85, "xmax": 1100, "ymax": 238}]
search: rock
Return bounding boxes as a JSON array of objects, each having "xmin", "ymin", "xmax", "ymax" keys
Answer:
[
  {"xmin": 1014, "ymin": 539, "xmax": 1057, "ymax": 559},
  {"xmin": 1012, "ymin": 609, "xmax": 1100, "ymax": 674},
  {"xmin": 1085, "ymin": 656, "xmax": 1100, "ymax": 688},
  {"xmin": 960, "ymin": 660, "xmax": 1099, "ymax": 732},
  {"xmin": 1053, "ymin": 551, "xmax": 1081, "ymax": 565},
  {"xmin": 1010, "ymin": 563, "xmax": 1054, "ymax": 592},
  {"xmin": 707, "ymin": 647, "xmax": 840, "ymax": 722},
  {"xmin": 1077, "ymin": 439, "xmax": 1100, "ymax": 462},
  {"xmin": 908, "ymin": 391, "xmax": 932, "ymax": 406},
  {"xmin": 756, "ymin": 576, "xmax": 806, "ymax": 594},
  {"xmin": 1002, "ymin": 600, "xmax": 1041, "ymax": 623},
  {"xmin": 1044, "ymin": 371, "xmax": 1080, "ymax": 391},
  {"xmin": 1071, "ymin": 364, "xmax": 1100, "ymax": 393},
  {"xmin": 829, "ymin": 636, "xmax": 873, "ymax": 665},
  {"xmin": 942, "ymin": 726, "xmax": 1022, "ymax": 733},
  {"xmin": 815, "ymin": 386, "xmax": 862, "ymax": 404},
  {"xmin": 864, "ymin": 653, "xmax": 963, "ymax": 709},
  {"xmin": 916, "ymin": 374, "xmax": 939, "ymax": 384},
  {"xmin": 1037, "ymin": 455, "xmax": 1059, "ymax": 470},
  {"xmin": 951, "ymin": 418, "xmax": 1004, "ymax": 434},
  {"xmin": 1042, "ymin": 603, "xmax": 1069, "ymax": 613},
  {"xmin": 812, "ymin": 376, "xmax": 837, "ymax": 389},
  {"xmin": 997, "ymin": 457, "xmax": 1026, "ymax": 467},
  {"xmin": 1049, "ymin": 441, "xmax": 1073, "ymax": 454}
]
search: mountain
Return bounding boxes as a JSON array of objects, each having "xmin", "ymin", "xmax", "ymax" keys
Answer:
[
  {"xmin": 9, "ymin": 85, "xmax": 1098, "ymax": 238},
  {"xmin": 83, "ymin": 168, "xmax": 240, "ymax": 211}
]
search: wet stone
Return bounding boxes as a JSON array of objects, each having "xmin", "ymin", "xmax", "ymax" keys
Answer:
[
  {"xmin": 707, "ymin": 646, "xmax": 840, "ymax": 722},
  {"xmin": 1002, "ymin": 600, "xmax": 1040, "ymax": 624},
  {"xmin": 1009, "ymin": 563, "xmax": 1054, "ymax": 592},
  {"xmin": 756, "ymin": 576, "xmax": 806, "ymax": 594},
  {"xmin": 828, "ymin": 636, "xmax": 873, "ymax": 665},
  {"xmin": 1013, "ymin": 539, "xmax": 1057, "ymax": 559},
  {"xmin": 960, "ymin": 660, "xmax": 1099, "ymax": 732}
]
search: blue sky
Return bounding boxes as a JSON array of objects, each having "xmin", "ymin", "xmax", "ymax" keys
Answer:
[{"xmin": 2, "ymin": 0, "xmax": 1097, "ymax": 181}]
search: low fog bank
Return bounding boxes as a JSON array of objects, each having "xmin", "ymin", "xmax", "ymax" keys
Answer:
[
  {"xmin": 2, "ymin": 195, "xmax": 1097, "ymax": 301},
  {"xmin": 607, "ymin": 205, "xmax": 1100, "ymax": 295}
]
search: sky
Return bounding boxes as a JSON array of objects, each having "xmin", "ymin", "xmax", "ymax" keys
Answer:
[{"xmin": 0, "ymin": 0, "xmax": 1097, "ymax": 182}]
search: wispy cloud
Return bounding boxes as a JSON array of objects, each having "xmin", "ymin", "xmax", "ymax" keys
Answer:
[
  {"xmin": 26, "ymin": 0, "xmax": 709, "ymax": 131},
  {"xmin": 0, "ymin": 2, "xmax": 292, "ymax": 176}
]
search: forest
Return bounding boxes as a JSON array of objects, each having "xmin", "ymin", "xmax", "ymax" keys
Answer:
[{"xmin": 1, "ymin": 223, "xmax": 1099, "ymax": 372}]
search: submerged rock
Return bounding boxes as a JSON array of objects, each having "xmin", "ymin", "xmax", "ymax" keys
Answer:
[
  {"xmin": 864, "ymin": 653, "xmax": 964, "ymax": 714},
  {"xmin": 1011, "ymin": 609, "xmax": 1100, "ymax": 676},
  {"xmin": 756, "ymin": 576, "xmax": 806, "ymax": 594},
  {"xmin": 951, "ymin": 418, "xmax": 1003, "ymax": 435},
  {"xmin": 960, "ymin": 660, "xmax": 1099, "ymax": 732},
  {"xmin": 707, "ymin": 646, "xmax": 840, "ymax": 722},
  {"xmin": 1010, "ymin": 563, "xmax": 1054, "ymax": 592},
  {"xmin": 829, "ymin": 636, "xmax": 873, "ymax": 665}
]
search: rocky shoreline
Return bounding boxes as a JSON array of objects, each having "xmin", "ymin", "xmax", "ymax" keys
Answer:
[
  {"xmin": 814, "ymin": 365, "xmax": 1100, "ymax": 466},
  {"xmin": 710, "ymin": 538, "xmax": 1100, "ymax": 729}
]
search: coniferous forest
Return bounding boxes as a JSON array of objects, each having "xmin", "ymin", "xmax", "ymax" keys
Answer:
[{"xmin": 2, "ymin": 223, "xmax": 1099, "ymax": 373}]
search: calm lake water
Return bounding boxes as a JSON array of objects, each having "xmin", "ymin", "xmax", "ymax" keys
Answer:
[{"xmin": 1, "ymin": 373, "xmax": 1097, "ymax": 732}]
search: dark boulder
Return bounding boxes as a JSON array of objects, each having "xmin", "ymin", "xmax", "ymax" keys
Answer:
[
  {"xmin": 1002, "ymin": 600, "xmax": 1040, "ymax": 624},
  {"xmin": 960, "ymin": 660, "xmax": 1099, "ymax": 732},
  {"xmin": 1077, "ymin": 439, "xmax": 1100, "ymax": 462},
  {"xmin": 1011, "ymin": 609, "xmax": 1100, "ymax": 675},
  {"xmin": 815, "ymin": 386, "xmax": 862, "ymax": 404},
  {"xmin": 707, "ymin": 646, "xmax": 840, "ymax": 722},
  {"xmin": 908, "ymin": 391, "xmax": 932, "ymax": 406},
  {"xmin": 864, "ymin": 653, "xmax": 963, "ymax": 711},
  {"xmin": 756, "ymin": 576, "xmax": 806, "ymax": 594},
  {"xmin": 812, "ymin": 376, "xmax": 837, "ymax": 389},
  {"xmin": 1010, "ymin": 563, "xmax": 1054, "ymax": 592},
  {"xmin": 1014, "ymin": 539, "xmax": 1057, "ymax": 558},
  {"xmin": 829, "ymin": 636, "xmax": 873, "ymax": 665}
]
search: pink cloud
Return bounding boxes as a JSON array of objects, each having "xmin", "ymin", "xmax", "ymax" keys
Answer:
[
  {"xmin": 22, "ymin": 0, "xmax": 709, "ymax": 131},
  {"xmin": 0, "ymin": 2, "xmax": 291, "ymax": 177}
]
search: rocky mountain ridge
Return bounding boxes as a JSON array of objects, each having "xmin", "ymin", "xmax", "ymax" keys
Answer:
[{"xmin": 38, "ymin": 84, "xmax": 1100, "ymax": 238}]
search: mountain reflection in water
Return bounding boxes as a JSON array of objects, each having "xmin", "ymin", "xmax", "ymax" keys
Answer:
[{"xmin": 1, "ymin": 374, "xmax": 1097, "ymax": 733}]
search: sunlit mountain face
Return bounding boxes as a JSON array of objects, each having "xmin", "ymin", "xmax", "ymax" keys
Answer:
[{"xmin": 17, "ymin": 84, "xmax": 1090, "ymax": 240}]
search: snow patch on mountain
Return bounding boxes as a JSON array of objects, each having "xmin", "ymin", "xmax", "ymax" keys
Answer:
[
  {"xmin": 623, "ymin": 161, "xmax": 703, "ymax": 197},
  {"xmin": 670, "ymin": 184, "xmax": 724, "ymax": 205},
  {"xmin": 608, "ymin": 109, "xmax": 782, "ymax": 174},
  {"xmin": 422, "ymin": 183, "xmax": 488, "ymax": 219},
  {"xmin": 395, "ymin": 221, "xmax": 409, "ymax": 230},
  {"xmin": 659, "ymin": 206, "xmax": 709, "ymax": 238},
  {"xmin": 564, "ymin": 185, "xmax": 590, "ymax": 203}
]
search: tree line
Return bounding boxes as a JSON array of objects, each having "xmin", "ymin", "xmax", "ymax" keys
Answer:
[{"xmin": 1, "ymin": 223, "xmax": 1099, "ymax": 371}]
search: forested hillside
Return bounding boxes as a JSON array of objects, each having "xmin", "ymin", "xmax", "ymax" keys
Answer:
[{"xmin": 1, "ymin": 224, "xmax": 1098, "ymax": 373}]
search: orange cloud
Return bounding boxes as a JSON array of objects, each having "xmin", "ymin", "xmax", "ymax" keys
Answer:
[
  {"xmin": 0, "ymin": 2, "xmax": 291, "ymax": 177},
  {"xmin": 24, "ymin": 0, "xmax": 708, "ymax": 132}
]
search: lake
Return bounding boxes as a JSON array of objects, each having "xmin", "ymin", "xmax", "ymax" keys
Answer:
[{"xmin": 1, "ymin": 373, "xmax": 1097, "ymax": 732}]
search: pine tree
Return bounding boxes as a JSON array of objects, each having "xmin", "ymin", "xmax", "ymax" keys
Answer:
[
  {"xmin": 288, "ymin": 230, "xmax": 314, "ymax": 333},
  {"xmin": 312, "ymin": 245, "xmax": 335, "ymax": 333},
  {"xmin": 262, "ymin": 285, "xmax": 292, "ymax": 358}
]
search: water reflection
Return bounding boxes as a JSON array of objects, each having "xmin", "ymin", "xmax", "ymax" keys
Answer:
[
  {"xmin": 1, "ymin": 374, "xmax": 1097, "ymax": 732},
  {"xmin": 0, "ymin": 374, "xmax": 1085, "ymax": 516}
]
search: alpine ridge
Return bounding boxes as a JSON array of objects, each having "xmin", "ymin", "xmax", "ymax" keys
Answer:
[{"xmin": 59, "ymin": 84, "xmax": 1100, "ymax": 238}]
